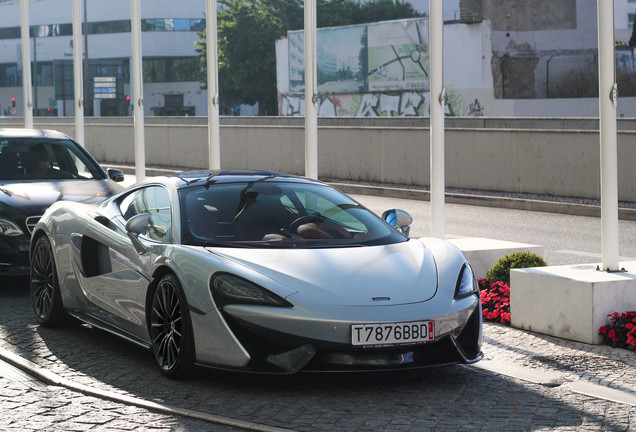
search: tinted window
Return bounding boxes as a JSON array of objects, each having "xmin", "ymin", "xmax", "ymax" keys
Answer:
[
  {"xmin": 0, "ymin": 138, "xmax": 105, "ymax": 181},
  {"xmin": 179, "ymin": 181, "xmax": 405, "ymax": 248},
  {"xmin": 118, "ymin": 186, "xmax": 172, "ymax": 242}
]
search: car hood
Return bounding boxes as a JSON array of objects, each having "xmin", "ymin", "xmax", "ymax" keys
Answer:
[
  {"xmin": 208, "ymin": 239, "xmax": 439, "ymax": 306},
  {"xmin": 0, "ymin": 180, "xmax": 120, "ymax": 217}
]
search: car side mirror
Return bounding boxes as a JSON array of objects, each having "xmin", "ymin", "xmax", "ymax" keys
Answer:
[
  {"xmin": 107, "ymin": 168, "xmax": 125, "ymax": 182},
  {"xmin": 125, "ymin": 213, "xmax": 150, "ymax": 254},
  {"xmin": 382, "ymin": 209, "xmax": 413, "ymax": 237}
]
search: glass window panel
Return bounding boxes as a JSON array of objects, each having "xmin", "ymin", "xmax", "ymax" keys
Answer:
[
  {"xmin": 174, "ymin": 19, "xmax": 190, "ymax": 31},
  {"xmin": 190, "ymin": 19, "xmax": 206, "ymax": 31}
]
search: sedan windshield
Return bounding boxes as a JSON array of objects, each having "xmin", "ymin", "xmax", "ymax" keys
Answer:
[
  {"xmin": 0, "ymin": 138, "xmax": 104, "ymax": 181},
  {"xmin": 179, "ymin": 181, "xmax": 406, "ymax": 248}
]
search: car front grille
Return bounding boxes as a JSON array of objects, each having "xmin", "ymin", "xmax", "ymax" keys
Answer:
[{"xmin": 25, "ymin": 216, "xmax": 42, "ymax": 234}]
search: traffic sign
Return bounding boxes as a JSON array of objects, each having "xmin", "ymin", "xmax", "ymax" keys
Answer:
[
  {"xmin": 94, "ymin": 77, "xmax": 118, "ymax": 99},
  {"xmin": 10, "ymin": 107, "xmax": 17, "ymax": 115}
]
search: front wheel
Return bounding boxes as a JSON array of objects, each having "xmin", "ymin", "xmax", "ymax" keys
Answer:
[
  {"xmin": 30, "ymin": 236, "xmax": 70, "ymax": 327},
  {"xmin": 149, "ymin": 273, "xmax": 195, "ymax": 378}
]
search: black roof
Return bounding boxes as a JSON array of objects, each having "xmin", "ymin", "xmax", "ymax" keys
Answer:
[{"xmin": 170, "ymin": 170, "xmax": 323, "ymax": 188}]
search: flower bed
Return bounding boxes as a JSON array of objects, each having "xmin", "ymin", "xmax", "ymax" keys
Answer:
[
  {"xmin": 479, "ymin": 278, "xmax": 511, "ymax": 325},
  {"xmin": 599, "ymin": 311, "xmax": 636, "ymax": 350}
]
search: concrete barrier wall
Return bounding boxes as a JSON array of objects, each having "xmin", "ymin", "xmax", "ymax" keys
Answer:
[{"xmin": 1, "ymin": 116, "xmax": 635, "ymax": 201}]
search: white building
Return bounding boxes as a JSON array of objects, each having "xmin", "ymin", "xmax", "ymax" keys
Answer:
[{"xmin": 0, "ymin": 0, "xmax": 207, "ymax": 117}]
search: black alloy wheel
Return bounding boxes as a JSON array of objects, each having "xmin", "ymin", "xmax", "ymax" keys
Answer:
[
  {"xmin": 149, "ymin": 273, "xmax": 195, "ymax": 378},
  {"xmin": 30, "ymin": 236, "xmax": 69, "ymax": 327}
]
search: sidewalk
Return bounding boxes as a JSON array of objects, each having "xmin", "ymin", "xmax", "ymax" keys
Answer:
[{"xmin": 1, "ymin": 321, "xmax": 635, "ymax": 432}]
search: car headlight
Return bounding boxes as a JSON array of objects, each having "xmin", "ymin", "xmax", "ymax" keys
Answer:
[
  {"xmin": 0, "ymin": 217, "xmax": 24, "ymax": 236},
  {"xmin": 210, "ymin": 273, "xmax": 293, "ymax": 308},
  {"xmin": 455, "ymin": 264, "xmax": 477, "ymax": 299}
]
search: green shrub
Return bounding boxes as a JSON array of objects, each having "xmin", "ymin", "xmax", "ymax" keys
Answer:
[{"xmin": 485, "ymin": 252, "xmax": 547, "ymax": 286}]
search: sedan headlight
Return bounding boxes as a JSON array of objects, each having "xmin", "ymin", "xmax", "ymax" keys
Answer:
[
  {"xmin": 211, "ymin": 273, "xmax": 293, "ymax": 308},
  {"xmin": 0, "ymin": 217, "xmax": 24, "ymax": 236},
  {"xmin": 455, "ymin": 264, "xmax": 477, "ymax": 299}
]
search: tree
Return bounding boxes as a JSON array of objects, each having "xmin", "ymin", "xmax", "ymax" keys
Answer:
[
  {"xmin": 196, "ymin": 0, "xmax": 282, "ymax": 115},
  {"xmin": 196, "ymin": 0, "xmax": 423, "ymax": 114}
]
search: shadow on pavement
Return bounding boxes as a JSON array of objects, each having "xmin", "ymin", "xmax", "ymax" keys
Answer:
[{"xmin": 1, "ymin": 276, "xmax": 634, "ymax": 431}]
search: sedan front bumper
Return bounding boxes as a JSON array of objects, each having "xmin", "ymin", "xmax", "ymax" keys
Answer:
[{"xmin": 0, "ymin": 234, "xmax": 31, "ymax": 276}]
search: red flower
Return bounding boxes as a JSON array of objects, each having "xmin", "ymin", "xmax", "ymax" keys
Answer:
[{"xmin": 599, "ymin": 326, "xmax": 608, "ymax": 335}]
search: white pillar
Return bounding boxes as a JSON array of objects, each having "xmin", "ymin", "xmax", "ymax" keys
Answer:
[
  {"xmin": 130, "ymin": 0, "xmax": 146, "ymax": 182},
  {"xmin": 72, "ymin": 0, "xmax": 84, "ymax": 146},
  {"xmin": 304, "ymin": 0, "xmax": 318, "ymax": 179},
  {"xmin": 20, "ymin": 0, "xmax": 33, "ymax": 129},
  {"xmin": 206, "ymin": 0, "xmax": 221, "ymax": 170},
  {"xmin": 598, "ymin": 0, "xmax": 620, "ymax": 271},
  {"xmin": 429, "ymin": 0, "xmax": 445, "ymax": 238}
]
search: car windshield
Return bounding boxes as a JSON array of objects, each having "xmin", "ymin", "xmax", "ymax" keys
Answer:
[
  {"xmin": 179, "ymin": 181, "xmax": 407, "ymax": 248},
  {"xmin": 0, "ymin": 137, "xmax": 104, "ymax": 181}
]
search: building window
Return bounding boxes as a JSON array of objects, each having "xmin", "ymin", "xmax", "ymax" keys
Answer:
[
  {"xmin": 629, "ymin": 13, "xmax": 635, "ymax": 30},
  {"xmin": 35, "ymin": 62, "xmax": 53, "ymax": 86},
  {"xmin": 0, "ymin": 18, "xmax": 206, "ymax": 41},
  {"xmin": 0, "ymin": 64, "xmax": 20, "ymax": 87},
  {"xmin": 142, "ymin": 18, "xmax": 206, "ymax": 32},
  {"xmin": 87, "ymin": 20, "xmax": 131, "ymax": 35},
  {"xmin": 0, "ymin": 26, "xmax": 20, "ymax": 39},
  {"xmin": 143, "ymin": 57, "xmax": 199, "ymax": 83}
]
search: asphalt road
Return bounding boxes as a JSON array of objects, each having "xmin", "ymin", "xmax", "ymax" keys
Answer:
[
  {"xmin": 2, "ymin": 192, "xmax": 636, "ymax": 431},
  {"xmin": 353, "ymin": 193, "xmax": 636, "ymax": 267}
]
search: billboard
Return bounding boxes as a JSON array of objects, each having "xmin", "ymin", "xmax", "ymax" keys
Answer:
[{"xmin": 288, "ymin": 17, "xmax": 428, "ymax": 95}]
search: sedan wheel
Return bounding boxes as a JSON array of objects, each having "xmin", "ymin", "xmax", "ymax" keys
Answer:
[
  {"xmin": 30, "ymin": 236, "xmax": 69, "ymax": 327},
  {"xmin": 149, "ymin": 274, "xmax": 195, "ymax": 378}
]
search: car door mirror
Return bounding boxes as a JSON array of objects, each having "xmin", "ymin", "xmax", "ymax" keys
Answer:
[
  {"xmin": 107, "ymin": 168, "xmax": 125, "ymax": 182},
  {"xmin": 125, "ymin": 213, "xmax": 150, "ymax": 254},
  {"xmin": 382, "ymin": 209, "xmax": 413, "ymax": 237}
]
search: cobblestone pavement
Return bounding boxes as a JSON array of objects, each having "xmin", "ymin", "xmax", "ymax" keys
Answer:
[
  {"xmin": 0, "ymin": 373, "xmax": 228, "ymax": 431},
  {"xmin": 2, "ymin": 275, "xmax": 636, "ymax": 432}
]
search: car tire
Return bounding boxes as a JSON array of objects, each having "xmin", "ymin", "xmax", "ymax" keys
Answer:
[
  {"xmin": 30, "ymin": 235, "xmax": 71, "ymax": 327},
  {"xmin": 149, "ymin": 273, "xmax": 195, "ymax": 378}
]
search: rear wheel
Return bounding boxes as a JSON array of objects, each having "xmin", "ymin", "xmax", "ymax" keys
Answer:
[
  {"xmin": 149, "ymin": 273, "xmax": 195, "ymax": 378},
  {"xmin": 30, "ymin": 236, "xmax": 70, "ymax": 327}
]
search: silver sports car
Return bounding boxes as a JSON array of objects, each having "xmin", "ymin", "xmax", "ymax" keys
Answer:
[{"xmin": 30, "ymin": 170, "xmax": 482, "ymax": 377}]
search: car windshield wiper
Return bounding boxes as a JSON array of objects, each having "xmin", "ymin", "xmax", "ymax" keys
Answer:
[{"xmin": 301, "ymin": 242, "xmax": 363, "ymax": 249}]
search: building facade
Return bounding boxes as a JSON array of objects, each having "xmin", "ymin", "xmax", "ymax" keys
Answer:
[
  {"xmin": 277, "ymin": 0, "xmax": 636, "ymax": 117},
  {"xmin": 0, "ymin": 0, "xmax": 207, "ymax": 117}
]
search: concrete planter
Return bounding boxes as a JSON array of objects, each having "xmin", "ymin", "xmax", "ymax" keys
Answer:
[{"xmin": 510, "ymin": 262, "xmax": 636, "ymax": 344}]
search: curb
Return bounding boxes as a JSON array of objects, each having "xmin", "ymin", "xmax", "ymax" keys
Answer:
[
  {"xmin": 0, "ymin": 346, "xmax": 297, "ymax": 432},
  {"xmin": 470, "ymin": 360, "xmax": 636, "ymax": 407},
  {"xmin": 103, "ymin": 164, "xmax": 636, "ymax": 221}
]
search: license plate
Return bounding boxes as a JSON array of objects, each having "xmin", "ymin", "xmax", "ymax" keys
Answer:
[{"xmin": 351, "ymin": 320, "xmax": 434, "ymax": 347}]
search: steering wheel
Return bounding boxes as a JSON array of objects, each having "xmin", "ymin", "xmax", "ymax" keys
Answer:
[{"xmin": 287, "ymin": 214, "xmax": 322, "ymax": 232}]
